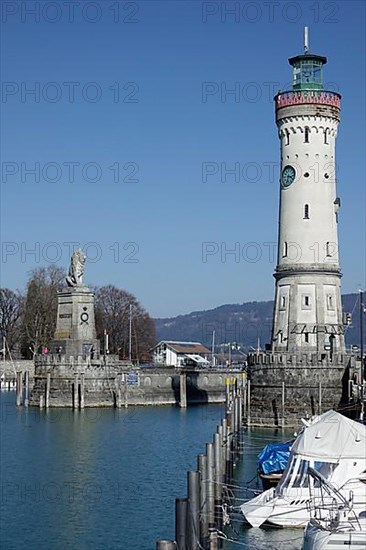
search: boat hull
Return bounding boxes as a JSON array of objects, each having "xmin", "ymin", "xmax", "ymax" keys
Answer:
[{"xmin": 302, "ymin": 521, "xmax": 366, "ymax": 550}]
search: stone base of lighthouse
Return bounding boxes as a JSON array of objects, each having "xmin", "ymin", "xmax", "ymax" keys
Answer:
[{"xmin": 246, "ymin": 351, "xmax": 355, "ymax": 427}]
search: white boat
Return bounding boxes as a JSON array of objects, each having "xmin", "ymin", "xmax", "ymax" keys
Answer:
[
  {"xmin": 302, "ymin": 467, "xmax": 366, "ymax": 549},
  {"xmin": 241, "ymin": 410, "xmax": 366, "ymax": 528},
  {"xmin": 0, "ymin": 374, "xmax": 16, "ymax": 391}
]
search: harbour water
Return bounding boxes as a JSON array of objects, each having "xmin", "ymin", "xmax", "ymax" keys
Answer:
[{"xmin": 0, "ymin": 392, "xmax": 302, "ymax": 549}]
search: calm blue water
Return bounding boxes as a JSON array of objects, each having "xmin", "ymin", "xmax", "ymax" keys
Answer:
[{"xmin": 0, "ymin": 392, "xmax": 302, "ymax": 550}]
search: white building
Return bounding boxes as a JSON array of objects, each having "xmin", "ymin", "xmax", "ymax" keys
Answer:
[
  {"xmin": 271, "ymin": 32, "xmax": 346, "ymax": 355},
  {"xmin": 152, "ymin": 341, "xmax": 211, "ymax": 367}
]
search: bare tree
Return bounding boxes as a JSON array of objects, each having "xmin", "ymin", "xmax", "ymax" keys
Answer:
[
  {"xmin": 95, "ymin": 285, "xmax": 156, "ymax": 360},
  {"xmin": 0, "ymin": 288, "xmax": 24, "ymax": 357},
  {"xmin": 22, "ymin": 265, "xmax": 65, "ymax": 356}
]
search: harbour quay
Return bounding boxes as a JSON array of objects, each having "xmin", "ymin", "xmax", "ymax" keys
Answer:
[{"xmin": 28, "ymin": 360, "xmax": 244, "ymax": 408}]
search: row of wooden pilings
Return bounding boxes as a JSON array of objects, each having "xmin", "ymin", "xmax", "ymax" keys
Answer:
[
  {"xmin": 16, "ymin": 371, "xmax": 30, "ymax": 407},
  {"xmin": 156, "ymin": 375, "xmax": 246, "ymax": 550},
  {"xmin": 15, "ymin": 372, "xmax": 88, "ymax": 409}
]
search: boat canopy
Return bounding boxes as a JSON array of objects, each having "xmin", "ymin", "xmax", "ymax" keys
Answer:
[
  {"xmin": 258, "ymin": 441, "xmax": 292, "ymax": 474},
  {"xmin": 291, "ymin": 410, "xmax": 366, "ymax": 460}
]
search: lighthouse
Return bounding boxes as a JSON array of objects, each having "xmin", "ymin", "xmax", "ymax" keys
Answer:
[{"xmin": 271, "ymin": 29, "xmax": 345, "ymax": 355}]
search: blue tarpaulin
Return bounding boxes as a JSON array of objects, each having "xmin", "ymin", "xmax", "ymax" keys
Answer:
[{"xmin": 257, "ymin": 441, "xmax": 292, "ymax": 475}]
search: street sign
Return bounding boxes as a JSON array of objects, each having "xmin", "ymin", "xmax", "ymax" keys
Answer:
[{"xmin": 127, "ymin": 371, "xmax": 139, "ymax": 387}]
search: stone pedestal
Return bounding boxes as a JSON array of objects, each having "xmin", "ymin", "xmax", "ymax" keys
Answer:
[
  {"xmin": 246, "ymin": 351, "xmax": 352, "ymax": 426},
  {"xmin": 52, "ymin": 286, "xmax": 100, "ymax": 359}
]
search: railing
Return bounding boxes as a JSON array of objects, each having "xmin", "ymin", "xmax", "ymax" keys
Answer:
[{"xmin": 275, "ymin": 90, "xmax": 341, "ymax": 109}]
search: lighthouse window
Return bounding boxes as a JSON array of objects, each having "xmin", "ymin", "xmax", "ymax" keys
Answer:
[
  {"xmin": 324, "ymin": 130, "xmax": 329, "ymax": 144},
  {"xmin": 326, "ymin": 242, "xmax": 332, "ymax": 257},
  {"xmin": 285, "ymin": 130, "xmax": 290, "ymax": 145},
  {"xmin": 304, "ymin": 333, "xmax": 309, "ymax": 343},
  {"xmin": 302, "ymin": 295, "xmax": 311, "ymax": 309},
  {"xmin": 304, "ymin": 127, "xmax": 310, "ymax": 143},
  {"xmin": 327, "ymin": 295, "xmax": 334, "ymax": 310},
  {"xmin": 282, "ymin": 242, "xmax": 288, "ymax": 257},
  {"xmin": 281, "ymin": 296, "xmax": 286, "ymax": 308},
  {"xmin": 304, "ymin": 204, "xmax": 309, "ymax": 219}
]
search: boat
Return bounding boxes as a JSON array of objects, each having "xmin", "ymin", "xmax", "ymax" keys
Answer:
[
  {"xmin": 257, "ymin": 440, "xmax": 292, "ymax": 490},
  {"xmin": 302, "ymin": 466, "xmax": 366, "ymax": 549},
  {"xmin": 0, "ymin": 373, "xmax": 16, "ymax": 391},
  {"xmin": 240, "ymin": 410, "xmax": 366, "ymax": 528}
]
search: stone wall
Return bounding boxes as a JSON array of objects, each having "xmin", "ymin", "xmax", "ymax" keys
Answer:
[
  {"xmin": 247, "ymin": 352, "xmax": 352, "ymax": 427},
  {"xmin": 0, "ymin": 360, "xmax": 34, "ymax": 378},
  {"xmin": 30, "ymin": 358, "xmax": 243, "ymax": 407}
]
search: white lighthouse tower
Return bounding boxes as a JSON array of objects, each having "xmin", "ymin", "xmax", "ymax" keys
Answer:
[{"xmin": 271, "ymin": 29, "xmax": 345, "ymax": 355}]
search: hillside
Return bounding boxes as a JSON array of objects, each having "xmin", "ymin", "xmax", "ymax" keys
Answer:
[{"xmin": 155, "ymin": 293, "xmax": 362, "ymax": 352}]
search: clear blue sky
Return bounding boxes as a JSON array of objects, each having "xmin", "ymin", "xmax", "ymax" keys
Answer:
[{"xmin": 1, "ymin": 0, "xmax": 365, "ymax": 317}]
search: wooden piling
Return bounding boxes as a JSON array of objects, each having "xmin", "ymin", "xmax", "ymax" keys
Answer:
[
  {"xmin": 206, "ymin": 442, "xmax": 215, "ymax": 532},
  {"xmin": 187, "ymin": 470, "xmax": 200, "ymax": 550},
  {"xmin": 225, "ymin": 411, "xmax": 233, "ymax": 482},
  {"xmin": 124, "ymin": 374, "xmax": 128, "ymax": 408},
  {"xmin": 179, "ymin": 372, "xmax": 187, "ymax": 409},
  {"xmin": 73, "ymin": 373, "xmax": 78, "ymax": 409},
  {"xmin": 197, "ymin": 454, "xmax": 208, "ymax": 547},
  {"xmin": 45, "ymin": 373, "xmax": 51, "ymax": 409},
  {"xmin": 16, "ymin": 372, "xmax": 23, "ymax": 407},
  {"xmin": 238, "ymin": 396, "xmax": 242, "ymax": 429},
  {"xmin": 24, "ymin": 370, "xmax": 29, "ymax": 407},
  {"xmin": 217, "ymin": 424, "xmax": 224, "ymax": 480},
  {"xmin": 208, "ymin": 528, "xmax": 219, "ymax": 550},
  {"xmin": 247, "ymin": 380, "xmax": 251, "ymax": 426},
  {"xmin": 214, "ymin": 432, "xmax": 222, "ymax": 533},
  {"xmin": 175, "ymin": 498, "xmax": 187, "ymax": 550},
  {"xmin": 221, "ymin": 418, "xmax": 228, "ymax": 483},
  {"xmin": 156, "ymin": 541, "xmax": 177, "ymax": 550},
  {"xmin": 243, "ymin": 376, "xmax": 247, "ymax": 422},
  {"xmin": 319, "ymin": 381, "xmax": 322, "ymax": 414},
  {"xmin": 80, "ymin": 373, "xmax": 85, "ymax": 409},
  {"xmin": 117, "ymin": 384, "xmax": 122, "ymax": 408},
  {"xmin": 225, "ymin": 377, "xmax": 230, "ymax": 409}
]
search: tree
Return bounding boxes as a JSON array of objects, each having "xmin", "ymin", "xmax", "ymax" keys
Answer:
[
  {"xmin": 95, "ymin": 284, "xmax": 156, "ymax": 360},
  {"xmin": 0, "ymin": 288, "xmax": 24, "ymax": 357},
  {"xmin": 22, "ymin": 265, "xmax": 65, "ymax": 357}
]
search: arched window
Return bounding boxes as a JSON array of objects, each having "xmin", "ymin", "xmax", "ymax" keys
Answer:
[
  {"xmin": 304, "ymin": 127, "xmax": 309, "ymax": 143},
  {"xmin": 304, "ymin": 204, "xmax": 309, "ymax": 219},
  {"xmin": 285, "ymin": 129, "xmax": 290, "ymax": 145},
  {"xmin": 282, "ymin": 242, "xmax": 288, "ymax": 257}
]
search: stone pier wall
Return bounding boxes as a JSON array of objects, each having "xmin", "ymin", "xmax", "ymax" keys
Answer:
[
  {"xmin": 0, "ymin": 360, "xmax": 34, "ymax": 378},
  {"xmin": 30, "ymin": 358, "xmax": 243, "ymax": 407},
  {"xmin": 247, "ymin": 352, "xmax": 353, "ymax": 427}
]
